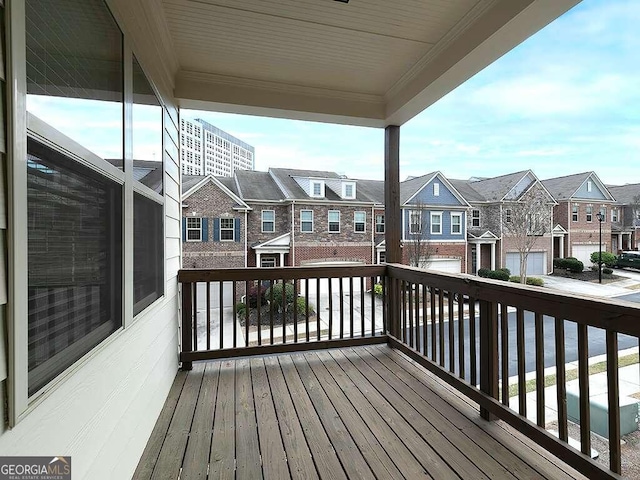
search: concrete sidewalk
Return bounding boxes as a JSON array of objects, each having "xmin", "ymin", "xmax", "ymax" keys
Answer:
[{"xmin": 542, "ymin": 274, "xmax": 640, "ymax": 298}]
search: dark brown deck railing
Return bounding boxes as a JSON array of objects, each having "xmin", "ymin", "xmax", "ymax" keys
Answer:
[
  {"xmin": 178, "ymin": 265, "xmax": 387, "ymax": 367},
  {"xmin": 386, "ymin": 263, "xmax": 639, "ymax": 479},
  {"xmin": 179, "ymin": 263, "xmax": 638, "ymax": 479}
]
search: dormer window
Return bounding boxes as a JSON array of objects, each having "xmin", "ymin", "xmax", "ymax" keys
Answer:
[
  {"xmin": 342, "ymin": 182, "xmax": 356, "ymax": 199},
  {"xmin": 310, "ymin": 180, "xmax": 324, "ymax": 198}
]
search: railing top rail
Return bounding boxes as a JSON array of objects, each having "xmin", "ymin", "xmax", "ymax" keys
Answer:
[
  {"xmin": 386, "ymin": 263, "xmax": 640, "ymax": 337},
  {"xmin": 178, "ymin": 264, "xmax": 387, "ymax": 283}
]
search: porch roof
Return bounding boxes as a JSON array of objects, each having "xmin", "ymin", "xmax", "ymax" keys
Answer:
[{"xmin": 109, "ymin": 0, "xmax": 581, "ymax": 127}]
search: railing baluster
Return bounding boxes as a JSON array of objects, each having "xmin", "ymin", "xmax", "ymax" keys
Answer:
[
  {"xmin": 555, "ymin": 318, "xmax": 568, "ymax": 442},
  {"xmin": 281, "ymin": 280, "xmax": 286, "ymax": 344},
  {"xmin": 206, "ymin": 281, "xmax": 211, "ymax": 351},
  {"xmin": 245, "ymin": 280, "xmax": 250, "ymax": 347},
  {"xmin": 328, "ymin": 278, "xmax": 333, "ymax": 340},
  {"xmin": 458, "ymin": 294, "xmax": 465, "ymax": 380},
  {"xmin": 469, "ymin": 298, "xmax": 476, "ymax": 386},
  {"xmin": 438, "ymin": 289, "xmax": 444, "ymax": 367},
  {"xmin": 305, "ymin": 279, "xmax": 310, "ymax": 342},
  {"xmin": 500, "ymin": 303, "xmax": 509, "ymax": 406},
  {"xmin": 535, "ymin": 312, "xmax": 545, "ymax": 427},
  {"xmin": 415, "ymin": 284, "xmax": 420, "ymax": 351},
  {"xmin": 607, "ymin": 330, "xmax": 621, "ymax": 474},
  {"xmin": 193, "ymin": 282, "xmax": 198, "ymax": 350},
  {"xmin": 181, "ymin": 282, "xmax": 193, "ymax": 371},
  {"xmin": 448, "ymin": 291, "xmax": 454, "ymax": 373},
  {"xmin": 269, "ymin": 280, "xmax": 274, "ymax": 345},
  {"xmin": 479, "ymin": 299, "xmax": 499, "ymax": 421},
  {"xmin": 422, "ymin": 284, "xmax": 428, "ymax": 357},
  {"xmin": 381, "ymin": 275, "xmax": 387, "ymax": 336},
  {"xmin": 257, "ymin": 281, "xmax": 262, "ymax": 346},
  {"xmin": 316, "ymin": 277, "xmax": 321, "ymax": 341},
  {"xmin": 349, "ymin": 277, "xmax": 354, "ymax": 338},
  {"xmin": 370, "ymin": 276, "xmax": 375, "ymax": 337},
  {"xmin": 293, "ymin": 280, "xmax": 298, "ymax": 343},
  {"xmin": 401, "ymin": 280, "xmax": 407, "ymax": 343},
  {"xmin": 232, "ymin": 282, "xmax": 237, "ymax": 348},
  {"xmin": 408, "ymin": 283, "xmax": 414, "ymax": 348},
  {"xmin": 517, "ymin": 308, "xmax": 526, "ymax": 416},
  {"xmin": 360, "ymin": 276, "xmax": 365, "ymax": 338},
  {"xmin": 430, "ymin": 287, "xmax": 436, "ymax": 362},
  {"xmin": 339, "ymin": 278, "xmax": 345, "ymax": 339},
  {"xmin": 577, "ymin": 323, "xmax": 590, "ymax": 455},
  {"xmin": 219, "ymin": 281, "xmax": 224, "ymax": 349}
]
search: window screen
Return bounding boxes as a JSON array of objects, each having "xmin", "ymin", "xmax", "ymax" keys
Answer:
[
  {"xmin": 27, "ymin": 138, "xmax": 122, "ymax": 395},
  {"xmin": 134, "ymin": 193, "xmax": 164, "ymax": 316}
]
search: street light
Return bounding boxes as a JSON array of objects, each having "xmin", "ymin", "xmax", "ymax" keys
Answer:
[{"xmin": 596, "ymin": 212, "xmax": 605, "ymax": 283}]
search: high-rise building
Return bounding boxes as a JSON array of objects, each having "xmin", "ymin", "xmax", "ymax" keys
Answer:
[{"xmin": 180, "ymin": 117, "xmax": 255, "ymax": 176}]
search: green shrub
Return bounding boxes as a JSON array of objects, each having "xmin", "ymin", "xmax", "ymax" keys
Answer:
[
  {"xmin": 295, "ymin": 297, "xmax": 315, "ymax": 315},
  {"xmin": 235, "ymin": 302, "xmax": 247, "ymax": 316},
  {"xmin": 603, "ymin": 267, "xmax": 613, "ymax": 275},
  {"xmin": 477, "ymin": 268, "xmax": 490, "ymax": 278},
  {"xmin": 566, "ymin": 258, "xmax": 584, "ymax": 273},
  {"xmin": 590, "ymin": 251, "xmax": 617, "ymax": 268},
  {"xmin": 526, "ymin": 277, "xmax": 544, "ymax": 287},
  {"xmin": 246, "ymin": 282, "xmax": 267, "ymax": 307},
  {"xmin": 478, "ymin": 268, "xmax": 509, "ymax": 281},
  {"xmin": 509, "ymin": 276, "xmax": 521, "ymax": 283},
  {"xmin": 265, "ymin": 282, "xmax": 295, "ymax": 311},
  {"xmin": 373, "ymin": 283, "xmax": 383, "ymax": 296},
  {"xmin": 497, "ymin": 268, "xmax": 511, "ymax": 277}
]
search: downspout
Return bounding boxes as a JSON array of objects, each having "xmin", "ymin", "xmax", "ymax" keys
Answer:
[
  {"xmin": 463, "ymin": 210, "xmax": 467, "ymax": 273},
  {"xmin": 498, "ymin": 204, "xmax": 503, "ymax": 269},
  {"xmin": 244, "ymin": 209, "xmax": 248, "ymax": 267},
  {"xmin": 290, "ymin": 201, "xmax": 295, "ymax": 266},
  {"xmin": 567, "ymin": 201, "xmax": 571, "ymax": 257},
  {"xmin": 549, "ymin": 204, "xmax": 553, "ymax": 274}
]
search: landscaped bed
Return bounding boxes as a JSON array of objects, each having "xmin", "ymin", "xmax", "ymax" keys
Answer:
[{"xmin": 551, "ymin": 268, "xmax": 623, "ymax": 284}]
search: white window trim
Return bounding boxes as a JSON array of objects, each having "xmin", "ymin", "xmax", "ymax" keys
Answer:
[
  {"xmin": 450, "ymin": 212, "xmax": 462, "ymax": 234},
  {"xmin": 430, "ymin": 212, "xmax": 443, "ymax": 235},
  {"xmin": 587, "ymin": 180, "xmax": 592, "ymax": 192},
  {"xmin": 328, "ymin": 210, "xmax": 341, "ymax": 233},
  {"xmin": 472, "ymin": 209, "xmax": 480, "ymax": 227},
  {"xmin": 310, "ymin": 180, "xmax": 325, "ymax": 198},
  {"xmin": 300, "ymin": 209, "xmax": 314, "ymax": 233},
  {"xmin": 572, "ymin": 204, "xmax": 579, "ymax": 222},
  {"xmin": 505, "ymin": 209, "xmax": 512, "ymax": 223},
  {"xmin": 433, "ymin": 182, "xmax": 440, "ymax": 197},
  {"xmin": 261, "ymin": 209, "xmax": 275, "ymax": 233},
  {"xmin": 586, "ymin": 205, "xmax": 593, "ymax": 222},
  {"xmin": 342, "ymin": 182, "xmax": 356, "ymax": 199},
  {"xmin": 354, "ymin": 211, "xmax": 366, "ymax": 233},
  {"xmin": 409, "ymin": 210, "xmax": 421, "ymax": 234},
  {"xmin": 220, "ymin": 218, "xmax": 235, "ymax": 241},
  {"xmin": 261, "ymin": 257, "xmax": 276, "ymax": 268},
  {"xmin": 612, "ymin": 209, "xmax": 618, "ymax": 222},
  {"xmin": 375, "ymin": 214, "xmax": 385, "ymax": 234},
  {"xmin": 186, "ymin": 217, "xmax": 202, "ymax": 242}
]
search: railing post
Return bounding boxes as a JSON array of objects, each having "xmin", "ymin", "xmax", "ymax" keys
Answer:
[
  {"xmin": 181, "ymin": 281, "xmax": 193, "ymax": 371},
  {"xmin": 385, "ymin": 273, "xmax": 401, "ymax": 339},
  {"xmin": 479, "ymin": 299, "xmax": 498, "ymax": 420}
]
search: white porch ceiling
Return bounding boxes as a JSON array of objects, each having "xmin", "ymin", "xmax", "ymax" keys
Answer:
[{"xmin": 130, "ymin": 0, "xmax": 582, "ymax": 126}]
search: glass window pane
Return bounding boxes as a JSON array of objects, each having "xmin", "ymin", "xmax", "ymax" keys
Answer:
[
  {"xmin": 133, "ymin": 56, "xmax": 163, "ymax": 194},
  {"xmin": 134, "ymin": 193, "xmax": 164, "ymax": 316},
  {"xmin": 27, "ymin": 138, "xmax": 122, "ymax": 395},
  {"xmin": 26, "ymin": 0, "xmax": 124, "ymax": 166}
]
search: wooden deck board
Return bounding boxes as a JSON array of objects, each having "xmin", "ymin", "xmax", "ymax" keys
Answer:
[{"xmin": 134, "ymin": 345, "xmax": 593, "ymax": 480}]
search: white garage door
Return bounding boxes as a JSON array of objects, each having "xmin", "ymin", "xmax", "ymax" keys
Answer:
[
  {"xmin": 422, "ymin": 258, "xmax": 461, "ymax": 274},
  {"xmin": 301, "ymin": 261, "xmax": 365, "ymax": 297},
  {"xmin": 506, "ymin": 252, "xmax": 546, "ymax": 276},
  {"xmin": 571, "ymin": 244, "xmax": 603, "ymax": 268}
]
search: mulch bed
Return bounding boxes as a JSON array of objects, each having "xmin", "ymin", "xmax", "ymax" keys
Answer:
[{"xmin": 551, "ymin": 269, "xmax": 623, "ymax": 284}]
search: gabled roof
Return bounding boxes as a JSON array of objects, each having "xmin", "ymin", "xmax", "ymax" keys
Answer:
[
  {"xmin": 357, "ymin": 179, "xmax": 385, "ymax": 205},
  {"xmin": 235, "ymin": 170, "xmax": 285, "ymax": 201},
  {"xmin": 269, "ymin": 168, "xmax": 375, "ymax": 202},
  {"xmin": 399, "ymin": 172, "xmax": 436, "ymax": 204},
  {"xmin": 607, "ymin": 183, "xmax": 640, "ymax": 204},
  {"xmin": 542, "ymin": 172, "xmax": 615, "ymax": 201},
  {"xmin": 552, "ymin": 224, "xmax": 568, "ymax": 234},
  {"xmin": 448, "ymin": 179, "xmax": 485, "ymax": 203},
  {"xmin": 468, "ymin": 230, "xmax": 499, "ymax": 240},
  {"xmin": 182, "ymin": 174, "xmax": 250, "ymax": 210},
  {"xmin": 252, "ymin": 232, "xmax": 291, "ymax": 250},
  {"xmin": 467, "ymin": 170, "xmax": 530, "ymax": 202}
]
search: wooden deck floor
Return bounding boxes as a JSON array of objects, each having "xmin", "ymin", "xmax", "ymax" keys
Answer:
[{"xmin": 134, "ymin": 345, "xmax": 587, "ymax": 480}]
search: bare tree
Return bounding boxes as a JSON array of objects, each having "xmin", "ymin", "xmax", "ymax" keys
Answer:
[
  {"xmin": 405, "ymin": 201, "xmax": 436, "ymax": 268},
  {"xmin": 502, "ymin": 186, "xmax": 552, "ymax": 283}
]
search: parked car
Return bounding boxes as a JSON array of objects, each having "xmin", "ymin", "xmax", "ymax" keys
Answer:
[{"xmin": 615, "ymin": 251, "xmax": 640, "ymax": 270}]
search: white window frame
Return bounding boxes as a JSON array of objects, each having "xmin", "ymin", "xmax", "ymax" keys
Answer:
[
  {"xmin": 310, "ymin": 180, "xmax": 325, "ymax": 198},
  {"xmin": 342, "ymin": 182, "xmax": 356, "ymax": 199},
  {"xmin": 375, "ymin": 214, "xmax": 385, "ymax": 233},
  {"xmin": 328, "ymin": 210, "xmax": 341, "ymax": 233},
  {"xmin": 586, "ymin": 205, "xmax": 593, "ymax": 222},
  {"xmin": 472, "ymin": 209, "xmax": 480, "ymax": 227},
  {"xmin": 220, "ymin": 218, "xmax": 235, "ymax": 241},
  {"xmin": 300, "ymin": 209, "xmax": 314, "ymax": 233},
  {"xmin": 354, "ymin": 211, "xmax": 366, "ymax": 232},
  {"xmin": 599, "ymin": 206, "xmax": 606, "ymax": 221},
  {"xmin": 587, "ymin": 180, "xmax": 592, "ymax": 192},
  {"xmin": 262, "ymin": 209, "xmax": 275, "ymax": 232},
  {"xmin": 451, "ymin": 213, "xmax": 462, "ymax": 234},
  {"xmin": 409, "ymin": 210, "xmax": 422, "ymax": 234},
  {"xmin": 261, "ymin": 257, "xmax": 276, "ymax": 268},
  {"xmin": 186, "ymin": 217, "xmax": 202, "ymax": 241},
  {"xmin": 505, "ymin": 209, "xmax": 512, "ymax": 223},
  {"xmin": 572, "ymin": 204, "xmax": 579, "ymax": 222},
  {"xmin": 430, "ymin": 212, "xmax": 442, "ymax": 235},
  {"xmin": 433, "ymin": 182, "xmax": 440, "ymax": 196},
  {"xmin": 612, "ymin": 208, "xmax": 619, "ymax": 222}
]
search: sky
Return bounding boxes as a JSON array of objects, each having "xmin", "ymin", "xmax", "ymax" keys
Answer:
[{"xmin": 184, "ymin": 0, "xmax": 640, "ymax": 185}]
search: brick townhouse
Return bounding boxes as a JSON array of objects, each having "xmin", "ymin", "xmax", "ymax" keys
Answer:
[
  {"xmin": 607, "ymin": 183, "xmax": 640, "ymax": 252},
  {"xmin": 542, "ymin": 172, "xmax": 616, "ymax": 267}
]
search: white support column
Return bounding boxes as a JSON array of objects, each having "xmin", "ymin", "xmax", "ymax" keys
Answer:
[
  {"xmin": 476, "ymin": 243, "xmax": 482, "ymax": 273},
  {"xmin": 279, "ymin": 252, "xmax": 285, "ymax": 267},
  {"xmin": 256, "ymin": 252, "xmax": 261, "ymax": 268},
  {"xmin": 618, "ymin": 233, "xmax": 623, "ymax": 252},
  {"xmin": 559, "ymin": 236, "xmax": 564, "ymax": 258},
  {"xmin": 490, "ymin": 243, "xmax": 496, "ymax": 270}
]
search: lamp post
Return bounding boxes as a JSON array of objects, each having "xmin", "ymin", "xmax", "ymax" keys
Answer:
[{"xmin": 596, "ymin": 212, "xmax": 605, "ymax": 283}]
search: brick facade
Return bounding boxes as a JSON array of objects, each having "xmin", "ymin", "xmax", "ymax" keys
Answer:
[
  {"xmin": 555, "ymin": 200, "xmax": 613, "ymax": 255},
  {"xmin": 402, "ymin": 242, "xmax": 466, "ymax": 273}
]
